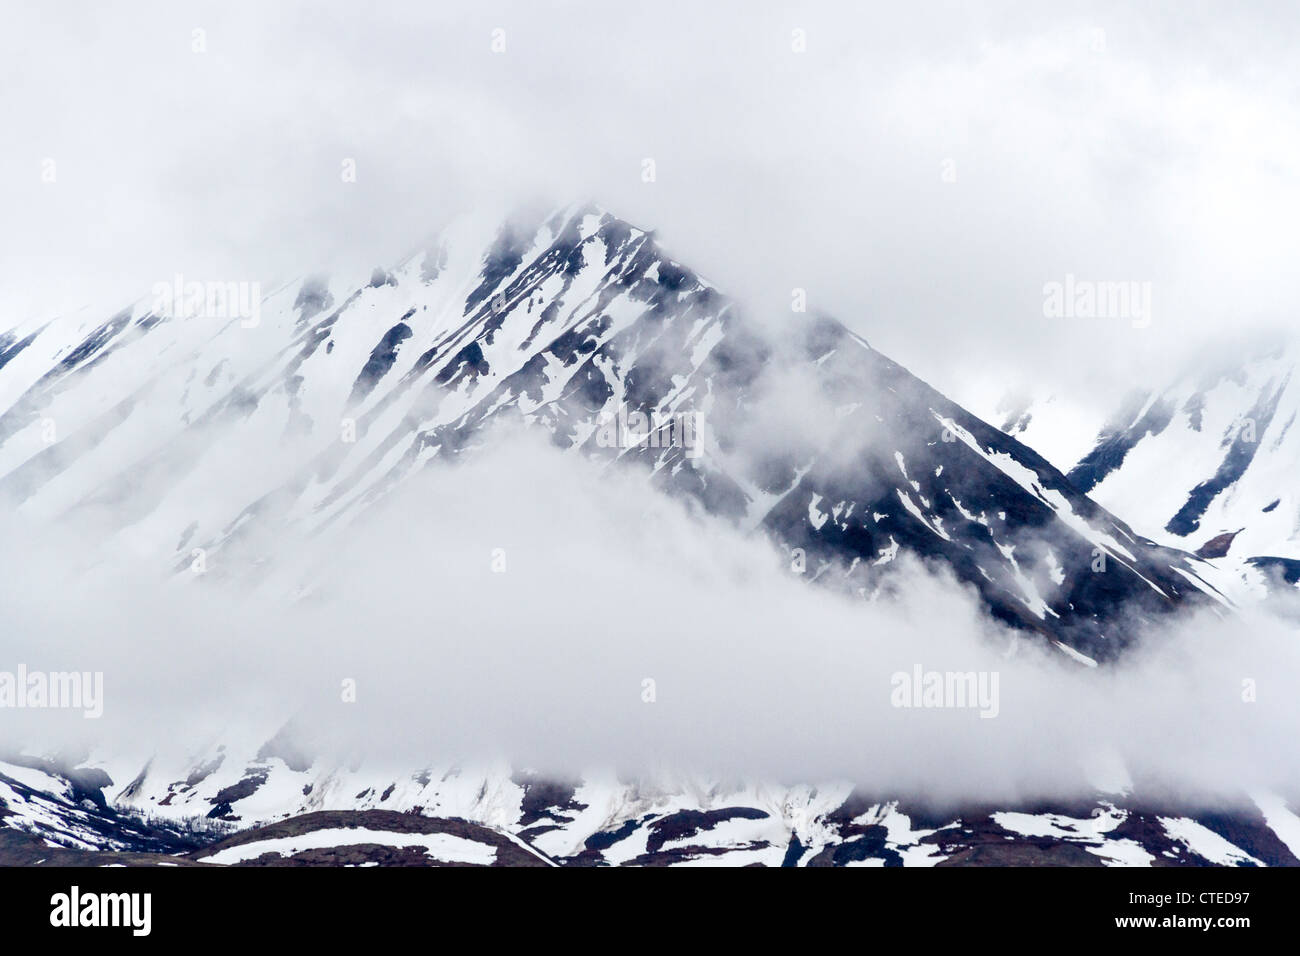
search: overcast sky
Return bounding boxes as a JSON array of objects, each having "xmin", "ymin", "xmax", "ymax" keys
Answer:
[{"xmin": 3, "ymin": 0, "xmax": 1297, "ymax": 410}]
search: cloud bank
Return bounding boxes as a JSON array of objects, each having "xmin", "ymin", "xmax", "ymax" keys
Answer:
[{"xmin": 3, "ymin": 429, "xmax": 1298, "ymax": 806}]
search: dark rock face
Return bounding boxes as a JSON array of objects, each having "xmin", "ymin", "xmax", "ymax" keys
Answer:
[
  {"xmin": 187, "ymin": 810, "xmax": 549, "ymax": 867},
  {"xmin": 1246, "ymin": 556, "xmax": 1300, "ymax": 585},
  {"xmin": 1195, "ymin": 530, "xmax": 1241, "ymax": 559},
  {"xmin": 347, "ymin": 321, "xmax": 413, "ymax": 407},
  {"xmin": 1165, "ymin": 378, "xmax": 1290, "ymax": 536},
  {"xmin": 1069, "ymin": 391, "xmax": 1177, "ymax": 494}
]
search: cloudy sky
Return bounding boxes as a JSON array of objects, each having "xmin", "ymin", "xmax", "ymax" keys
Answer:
[
  {"xmin": 3, "ymin": 3, "xmax": 1299, "ymax": 798},
  {"xmin": 3, "ymin": 0, "xmax": 1297, "ymax": 412}
]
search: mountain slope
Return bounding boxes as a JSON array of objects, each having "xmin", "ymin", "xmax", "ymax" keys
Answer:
[
  {"xmin": 999, "ymin": 339, "xmax": 1300, "ymax": 597},
  {"xmin": 5, "ymin": 757, "xmax": 1298, "ymax": 868}
]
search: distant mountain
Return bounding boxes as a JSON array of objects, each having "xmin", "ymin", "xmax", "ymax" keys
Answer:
[{"xmin": 998, "ymin": 339, "xmax": 1300, "ymax": 598}]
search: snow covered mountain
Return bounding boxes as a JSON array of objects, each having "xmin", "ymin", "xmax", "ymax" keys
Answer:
[
  {"xmin": 0, "ymin": 204, "xmax": 1227, "ymax": 664},
  {"xmin": 998, "ymin": 338, "xmax": 1300, "ymax": 596},
  {"xmin": 2, "ymin": 203, "xmax": 1280, "ymax": 867},
  {"xmin": 4, "ymin": 753, "xmax": 1298, "ymax": 866}
]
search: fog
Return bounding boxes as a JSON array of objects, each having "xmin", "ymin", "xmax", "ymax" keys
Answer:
[
  {"xmin": 3, "ymin": 426, "xmax": 1298, "ymax": 805},
  {"xmin": 1, "ymin": 0, "xmax": 1297, "ymax": 815},
  {"xmin": 3, "ymin": 0, "xmax": 1298, "ymax": 415}
]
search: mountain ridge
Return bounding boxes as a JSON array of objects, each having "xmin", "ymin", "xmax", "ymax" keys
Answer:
[
  {"xmin": 0, "ymin": 203, "xmax": 1230, "ymax": 663},
  {"xmin": 0, "ymin": 203, "xmax": 1291, "ymax": 868}
]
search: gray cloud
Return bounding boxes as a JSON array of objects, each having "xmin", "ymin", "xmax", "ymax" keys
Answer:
[
  {"xmin": 2, "ymin": 1, "xmax": 1297, "ymax": 417},
  {"xmin": 3, "ymin": 428, "xmax": 1298, "ymax": 803}
]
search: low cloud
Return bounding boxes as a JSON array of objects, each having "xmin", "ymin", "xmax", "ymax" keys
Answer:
[{"xmin": 3, "ymin": 427, "xmax": 1297, "ymax": 806}]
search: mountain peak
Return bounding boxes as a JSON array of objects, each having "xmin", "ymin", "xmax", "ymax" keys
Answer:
[{"xmin": 0, "ymin": 208, "xmax": 1225, "ymax": 662}]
